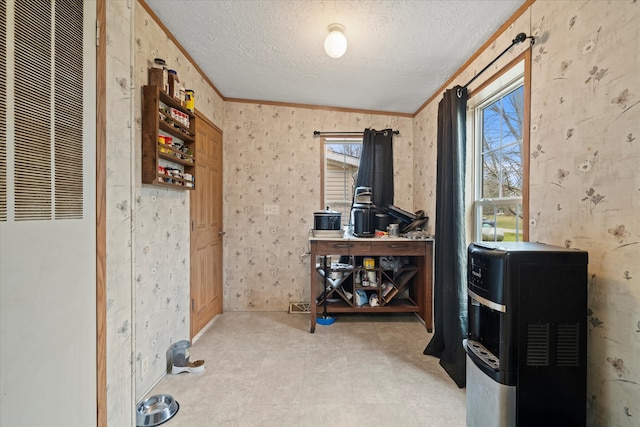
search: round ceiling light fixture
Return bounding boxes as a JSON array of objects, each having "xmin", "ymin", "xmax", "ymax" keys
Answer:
[{"xmin": 324, "ymin": 24, "xmax": 347, "ymax": 58}]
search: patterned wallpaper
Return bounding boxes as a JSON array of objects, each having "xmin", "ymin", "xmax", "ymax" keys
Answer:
[
  {"xmin": 222, "ymin": 104, "xmax": 414, "ymax": 310},
  {"xmin": 414, "ymin": 1, "xmax": 639, "ymax": 425},
  {"xmin": 106, "ymin": 2, "xmax": 230, "ymax": 417},
  {"xmin": 528, "ymin": 2, "xmax": 639, "ymax": 425},
  {"xmin": 131, "ymin": 3, "xmax": 226, "ymax": 401},
  {"xmin": 106, "ymin": 1, "xmax": 638, "ymax": 425},
  {"xmin": 129, "ymin": 0, "xmax": 414, "ymax": 406},
  {"xmin": 105, "ymin": 1, "xmax": 135, "ymax": 424}
]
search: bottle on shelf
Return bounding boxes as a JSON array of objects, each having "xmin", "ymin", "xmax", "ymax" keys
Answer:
[{"xmin": 185, "ymin": 89, "xmax": 195, "ymax": 112}]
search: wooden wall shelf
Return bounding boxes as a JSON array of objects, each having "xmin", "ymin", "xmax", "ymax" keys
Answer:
[{"xmin": 141, "ymin": 85, "xmax": 196, "ymax": 190}]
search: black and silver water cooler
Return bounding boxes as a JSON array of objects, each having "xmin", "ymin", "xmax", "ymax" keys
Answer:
[{"xmin": 465, "ymin": 242, "xmax": 588, "ymax": 427}]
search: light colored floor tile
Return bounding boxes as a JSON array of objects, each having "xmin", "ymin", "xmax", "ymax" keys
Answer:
[
  {"xmin": 199, "ymin": 372, "xmax": 257, "ymax": 407},
  {"xmin": 301, "ymin": 403, "xmax": 359, "ymax": 427},
  {"xmin": 248, "ymin": 370, "xmax": 305, "ymax": 406},
  {"xmin": 238, "ymin": 403, "xmax": 303, "ymax": 427},
  {"xmin": 166, "ymin": 402, "xmax": 245, "ymax": 427},
  {"xmin": 301, "ymin": 374, "xmax": 354, "ymax": 406},
  {"xmin": 145, "ymin": 311, "xmax": 466, "ymax": 427},
  {"xmin": 355, "ymin": 403, "xmax": 422, "ymax": 427}
]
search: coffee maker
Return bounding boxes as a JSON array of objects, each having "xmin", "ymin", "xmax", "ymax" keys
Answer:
[{"xmin": 352, "ymin": 186, "xmax": 375, "ymax": 238}]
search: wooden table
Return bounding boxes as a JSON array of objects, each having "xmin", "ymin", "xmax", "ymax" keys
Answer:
[{"xmin": 309, "ymin": 237, "xmax": 433, "ymax": 333}]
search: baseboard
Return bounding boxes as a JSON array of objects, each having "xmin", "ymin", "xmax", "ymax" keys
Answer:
[{"xmin": 192, "ymin": 314, "xmax": 220, "ymax": 344}]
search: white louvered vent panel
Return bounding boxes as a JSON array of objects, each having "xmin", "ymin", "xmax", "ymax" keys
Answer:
[
  {"xmin": 14, "ymin": 0, "xmax": 52, "ymax": 221},
  {"xmin": 54, "ymin": 0, "xmax": 84, "ymax": 219},
  {"xmin": 10, "ymin": 0, "xmax": 85, "ymax": 221},
  {"xmin": 0, "ymin": 4, "xmax": 6, "ymax": 221}
]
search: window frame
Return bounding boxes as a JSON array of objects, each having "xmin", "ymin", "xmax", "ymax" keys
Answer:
[
  {"xmin": 320, "ymin": 136, "xmax": 363, "ymax": 226},
  {"xmin": 467, "ymin": 52, "xmax": 531, "ymax": 243}
]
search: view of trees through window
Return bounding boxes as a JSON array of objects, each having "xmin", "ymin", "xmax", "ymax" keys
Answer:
[
  {"xmin": 323, "ymin": 140, "xmax": 362, "ymax": 226},
  {"xmin": 477, "ymin": 83, "xmax": 524, "ymax": 242}
]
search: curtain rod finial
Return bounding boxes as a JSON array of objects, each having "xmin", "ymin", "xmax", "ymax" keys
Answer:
[
  {"xmin": 513, "ymin": 33, "xmax": 527, "ymax": 44},
  {"xmin": 513, "ymin": 32, "xmax": 535, "ymax": 46}
]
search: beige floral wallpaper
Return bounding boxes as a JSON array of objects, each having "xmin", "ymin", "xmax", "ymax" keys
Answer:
[
  {"xmin": 104, "ymin": 0, "xmax": 638, "ymax": 425},
  {"xmin": 105, "ymin": 1, "xmax": 135, "ymax": 424},
  {"xmin": 106, "ymin": 1, "xmax": 229, "ymax": 420},
  {"xmin": 109, "ymin": 1, "xmax": 416, "ymax": 418},
  {"xmin": 131, "ymin": 2, "xmax": 226, "ymax": 402},
  {"xmin": 528, "ymin": 2, "xmax": 639, "ymax": 425},
  {"xmin": 222, "ymin": 103, "xmax": 414, "ymax": 310},
  {"xmin": 415, "ymin": 1, "xmax": 639, "ymax": 425}
]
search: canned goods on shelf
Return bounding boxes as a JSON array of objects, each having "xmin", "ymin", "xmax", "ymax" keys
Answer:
[{"xmin": 363, "ymin": 257, "xmax": 375, "ymax": 269}]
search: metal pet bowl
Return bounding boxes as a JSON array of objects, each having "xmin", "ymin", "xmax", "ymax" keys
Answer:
[{"xmin": 136, "ymin": 394, "xmax": 179, "ymax": 427}]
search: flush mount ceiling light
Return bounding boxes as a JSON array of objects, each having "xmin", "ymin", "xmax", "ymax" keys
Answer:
[{"xmin": 324, "ymin": 24, "xmax": 347, "ymax": 58}]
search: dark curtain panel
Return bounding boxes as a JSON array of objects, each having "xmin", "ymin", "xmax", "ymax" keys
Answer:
[
  {"xmin": 423, "ymin": 86, "xmax": 468, "ymax": 388},
  {"xmin": 354, "ymin": 128, "xmax": 394, "ymax": 208}
]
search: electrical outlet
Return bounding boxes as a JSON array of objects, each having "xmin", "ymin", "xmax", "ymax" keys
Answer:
[{"xmin": 264, "ymin": 204, "xmax": 279, "ymax": 215}]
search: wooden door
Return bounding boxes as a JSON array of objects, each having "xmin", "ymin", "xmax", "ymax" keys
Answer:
[{"xmin": 190, "ymin": 112, "xmax": 223, "ymax": 338}]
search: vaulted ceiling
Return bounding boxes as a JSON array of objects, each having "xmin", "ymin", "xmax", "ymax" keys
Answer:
[{"xmin": 145, "ymin": 0, "xmax": 525, "ymax": 114}]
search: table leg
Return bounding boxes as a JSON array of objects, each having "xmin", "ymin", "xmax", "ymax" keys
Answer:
[{"xmin": 309, "ymin": 244, "xmax": 317, "ymax": 333}]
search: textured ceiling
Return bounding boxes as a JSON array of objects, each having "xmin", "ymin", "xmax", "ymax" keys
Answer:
[{"xmin": 145, "ymin": 0, "xmax": 525, "ymax": 114}]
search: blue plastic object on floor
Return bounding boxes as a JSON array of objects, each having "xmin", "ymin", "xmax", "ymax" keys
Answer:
[{"xmin": 316, "ymin": 316, "xmax": 336, "ymax": 325}]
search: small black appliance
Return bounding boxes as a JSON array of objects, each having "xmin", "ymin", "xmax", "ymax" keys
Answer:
[
  {"xmin": 352, "ymin": 186, "xmax": 375, "ymax": 238},
  {"xmin": 375, "ymin": 213, "xmax": 390, "ymax": 232},
  {"xmin": 352, "ymin": 208, "xmax": 374, "ymax": 237}
]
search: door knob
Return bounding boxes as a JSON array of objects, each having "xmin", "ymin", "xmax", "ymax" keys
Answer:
[{"xmin": 219, "ymin": 231, "xmax": 226, "ymax": 236}]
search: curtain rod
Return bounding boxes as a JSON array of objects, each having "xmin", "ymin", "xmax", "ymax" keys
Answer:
[
  {"xmin": 313, "ymin": 130, "xmax": 399, "ymax": 137},
  {"xmin": 457, "ymin": 32, "xmax": 535, "ymax": 98}
]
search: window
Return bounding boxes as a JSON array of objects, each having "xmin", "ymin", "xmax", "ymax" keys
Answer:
[
  {"xmin": 468, "ymin": 60, "xmax": 528, "ymax": 242},
  {"xmin": 321, "ymin": 137, "xmax": 362, "ymax": 226}
]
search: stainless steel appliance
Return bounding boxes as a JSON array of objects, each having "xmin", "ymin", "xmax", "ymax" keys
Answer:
[
  {"xmin": 466, "ymin": 242, "xmax": 588, "ymax": 427},
  {"xmin": 352, "ymin": 186, "xmax": 375, "ymax": 237},
  {"xmin": 354, "ymin": 186, "xmax": 373, "ymax": 205},
  {"xmin": 313, "ymin": 208, "xmax": 341, "ymax": 230}
]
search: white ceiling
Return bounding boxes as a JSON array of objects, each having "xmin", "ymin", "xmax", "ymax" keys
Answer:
[{"xmin": 145, "ymin": 0, "xmax": 525, "ymax": 115}]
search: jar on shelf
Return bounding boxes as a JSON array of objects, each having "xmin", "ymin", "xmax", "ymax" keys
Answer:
[
  {"xmin": 149, "ymin": 58, "xmax": 169, "ymax": 93},
  {"xmin": 168, "ymin": 69, "xmax": 180, "ymax": 100},
  {"xmin": 178, "ymin": 86, "xmax": 186, "ymax": 108},
  {"xmin": 185, "ymin": 89, "xmax": 195, "ymax": 112}
]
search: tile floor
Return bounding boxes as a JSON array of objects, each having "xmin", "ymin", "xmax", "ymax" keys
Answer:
[{"xmin": 147, "ymin": 311, "xmax": 466, "ymax": 426}]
